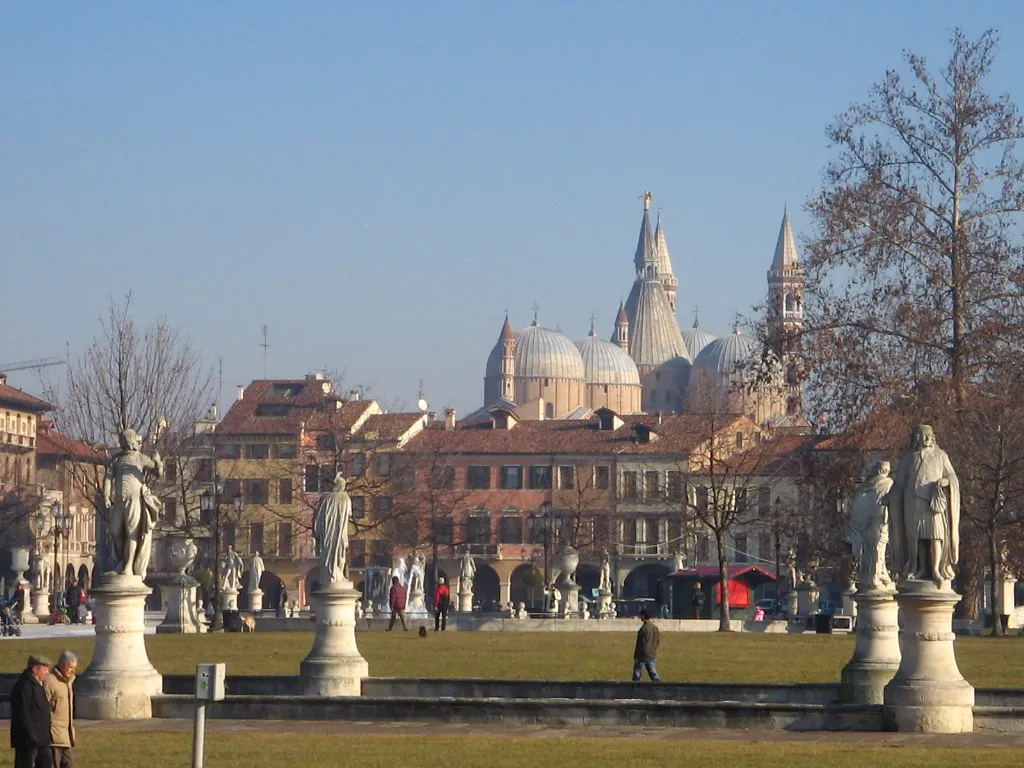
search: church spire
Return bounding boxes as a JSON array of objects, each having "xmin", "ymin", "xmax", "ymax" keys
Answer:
[
  {"xmin": 767, "ymin": 207, "xmax": 805, "ymax": 415},
  {"xmin": 613, "ymin": 302, "xmax": 629, "ymax": 351},
  {"xmin": 633, "ymin": 192, "xmax": 658, "ymax": 277},
  {"xmin": 771, "ymin": 205, "xmax": 800, "ymax": 271},
  {"xmin": 654, "ymin": 210, "xmax": 678, "ymax": 314}
]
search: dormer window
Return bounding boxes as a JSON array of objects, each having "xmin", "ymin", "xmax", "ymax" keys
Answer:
[
  {"xmin": 596, "ymin": 408, "xmax": 623, "ymax": 431},
  {"xmin": 634, "ymin": 424, "xmax": 658, "ymax": 444}
]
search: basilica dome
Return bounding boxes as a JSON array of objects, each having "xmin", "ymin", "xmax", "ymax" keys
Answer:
[
  {"xmin": 575, "ymin": 333, "xmax": 641, "ymax": 385},
  {"xmin": 682, "ymin": 323, "xmax": 718, "ymax": 360},
  {"xmin": 514, "ymin": 323, "xmax": 586, "ymax": 380},
  {"xmin": 692, "ymin": 329, "xmax": 764, "ymax": 386}
]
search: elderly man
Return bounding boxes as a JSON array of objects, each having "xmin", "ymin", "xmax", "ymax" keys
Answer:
[
  {"xmin": 10, "ymin": 654, "xmax": 52, "ymax": 768},
  {"xmin": 43, "ymin": 651, "xmax": 77, "ymax": 768}
]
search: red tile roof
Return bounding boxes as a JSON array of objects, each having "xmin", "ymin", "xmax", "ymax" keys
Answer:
[
  {"xmin": 402, "ymin": 413, "xmax": 753, "ymax": 457},
  {"xmin": 0, "ymin": 382, "xmax": 52, "ymax": 413},
  {"xmin": 36, "ymin": 423, "xmax": 107, "ymax": 462},
  {"xmin": 815, "ymin": 410, "xmax": 915, "ymax": 453},
  {"xmin": 217, "ymin": 379, "xmax": 377, "ymax": 437},
  {"xmin": 359, "ymin": 413, "xmax": 426, "ymax": 443}
]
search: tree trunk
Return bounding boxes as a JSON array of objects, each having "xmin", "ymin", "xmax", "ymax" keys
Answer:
[
  {"xmin": 989, "ymin": 528, "xmax": 1004, "ymax": 637},
  {"xmin": 716, "ymin": 532, "xmax": 731, "ymax": 632},
  {"xmin": 958, "ymin": 532, "xmax": 981, "ymax": 620}
]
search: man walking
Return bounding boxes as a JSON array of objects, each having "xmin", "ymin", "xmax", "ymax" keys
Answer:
[
  {"xmin": 63, "ymin": 583, "xmax": 80, "ymax": 624},
  {"xmin": 632, "ymin": 609, "xmax": 661, "ymax": 682},
  {"xmin": 387, "ymin": 575, "xmax": 409, "ymax": 631},
  {"xmin": 691, "ymin": 581, "xmax": 706, "ymax": 619},
  {"xmin": 433, "ymin": 576, "xmax": 451, "ymax": 632},
  {"xmin": 43, "ymin": 652, "xmax": 76, "ymax": 768},
  {"xmin": 10, "ymin": 654, "xmax": 52, "ymax": 768}
]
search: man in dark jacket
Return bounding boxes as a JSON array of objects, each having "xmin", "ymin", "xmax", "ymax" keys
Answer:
[
  {"xmin": 632, "ymin": 609, "xmax": 661, "ymax": 682},
  {"xmin": 387, "ymin": 576, "xmax": 409, "ymax": 631},
  {"xmin": 64, "ymin": 583, "xmax": 81, "ymax": 624},
  {"xmin": 433, "ymin": 577, "xmax": 451, "ymax": 632},
  {"xmin": 692, "ymin": 581, "xmax": 706, "ymax": 619},
  {"xmin": 12, "ymin": 584, "xmax": 26, "ymax": 623},
  {"xmin": 10, "ymin": 654, "xmax": 53, "ymax": 768}
]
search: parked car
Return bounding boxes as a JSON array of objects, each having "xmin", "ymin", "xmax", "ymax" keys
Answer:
[
  {"xmin": 755, "ymin": 598, "xmax": 787, "ymax": 616},
  {"xmin": 613, "ymin": 598, "xmax": 657, "ymax": 618},
  {"xmin": 817, "ymin": 599, "xmax": 838, "ymax": 616}
]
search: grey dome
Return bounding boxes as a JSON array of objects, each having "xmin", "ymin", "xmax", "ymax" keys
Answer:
[
  {"xmin": 575, "ymin": 333, "xmax": 641, "ymax": 386},
  {"xmin": 485, "ymin": 339, "xmax": 506, "ymax": 378},
  {"xmin": 682, "ymin": 324, "xmax": 718, "ymax": 360},
  {"xmin": 693, "ymin": 329, "xmax": 764, "ymax": 386},
  {"xmin": 515, "ymin": 323, "xmax": 586, "ymax": 380}
]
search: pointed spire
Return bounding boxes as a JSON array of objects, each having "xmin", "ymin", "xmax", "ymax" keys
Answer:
[
  {"xmin": 771, "ymin": 206, "xmax": 800, "ymax": 270},
  {"xmin": 654, "ymin": 211, "xmax": 675, "ymax": 278},
  {"xmin": 613, "ymin": 302, "xmax": 630, "ymax": 351},
  {"xmin": 500, "ymin": 314, "xmax": 515, "ymax": 342},
  {"xmin": 616, "ymin": 302, "xmax": 629, "ymax": 326},
  {"xmin": 633, "ymin": 194, "xmax": 658, "ymax": 275}
]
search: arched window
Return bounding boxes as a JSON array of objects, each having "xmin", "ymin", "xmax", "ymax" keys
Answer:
[
  {"xmin": 785, "ymin": 293, "xmax": 796, "ymax": 313},
  {"xmin": 545, "ymin": 403, "xmax": 554, "ymax": 419}
]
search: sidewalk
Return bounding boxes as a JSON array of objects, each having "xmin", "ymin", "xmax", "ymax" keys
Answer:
[{"xmin": 73, "ymin": 718, "xmax": 1024, "ymax": 747}]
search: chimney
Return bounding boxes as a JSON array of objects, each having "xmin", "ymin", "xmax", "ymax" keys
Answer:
[
  {"xmin": 445, "ymin": 408, "xmax": 456, "ymax": 431},
  {"xmin": 349, "ymin": 389, "xmax": 361, "ymax": 401},
  {"xmin": 236, "ymin": 385, "xmax": 245, "ymax": 401},
  {"xmin": 427, "ymin": 412, "xmax": 437, "ymax": 422}
]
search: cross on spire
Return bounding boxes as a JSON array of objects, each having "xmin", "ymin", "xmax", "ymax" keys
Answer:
[
  {"xmin": 532, "ymin": 301, "xmax": 540, "ymax": 325},
  {"xmin": 589, "ymin": 311, "xmax": 597, "ymax": 336}
]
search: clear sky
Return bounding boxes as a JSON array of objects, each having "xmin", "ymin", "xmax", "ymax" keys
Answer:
[{"xmin": 3, "ymin": 3, "xmax": 1023, "ymax": 417}]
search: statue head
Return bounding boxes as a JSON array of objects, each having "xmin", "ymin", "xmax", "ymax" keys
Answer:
[
  {"xmin": 912, "ymin": 424, "xmax": 937, "ymax": 449},
  {"xmin": 333, "ymin": 473, "xmax": 346, "ymax": 492},
  {"xmin": 875, "ymin": 460, "xmax": 891, "ymax": 478},
  {"xmin": 120, "ymin": 428, "xmax": 142, "ymax": 452},
  {"xmin": 253, "ymin": 551, "xmax": 260, "ymax": 558}
]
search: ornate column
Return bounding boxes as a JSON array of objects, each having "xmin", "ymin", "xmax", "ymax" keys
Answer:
[
  {"xmin": 246, "ymin": 588, "xmax": 264, "ymax": 613},
  {"xmin": 841, "ymin": 587, "xmax": 900, "ymax": 704},
  {"xmin": 300, "ymin": 581, "xmax": 368, "ymax": 695},
  {"xmin": 76, "ymin": 575, "xmax": 162, "ymax": 719}
]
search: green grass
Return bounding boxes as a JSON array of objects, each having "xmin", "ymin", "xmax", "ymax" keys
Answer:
[
  {"xmin": 50, "ymin": 731, "xmax": 1024, "ymax": 768},
  {"xmin": 0, "ymin": 630, "xmax": 1022, "ymax": 687}
]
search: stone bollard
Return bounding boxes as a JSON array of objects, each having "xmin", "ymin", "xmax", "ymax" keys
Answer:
[
  {"xmin": 883, "ymin": 581, "xmax": 974, "ymax": 733},
  {"xmin": 300, "ymin": 582, "xmax": 368, "ymax": 696},
  {"xmin": 27, "ymin": 590, "xmax": 47, "ymax": 624},
  {"xmin": 841, "ymin": 588, "xmax": 900, "ymax": 704},
  {"xmin": 76, "ymin": 576, "xmax": 162, "ymax": 719}
]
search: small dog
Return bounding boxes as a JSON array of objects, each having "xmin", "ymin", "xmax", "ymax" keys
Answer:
[
  {"xmin": 418, "ymin": 626, "xmax": 427, "ymax": 638},
  {"xmin": 240, "ymin": 614, "xmax": 257, "ymax": 633}
]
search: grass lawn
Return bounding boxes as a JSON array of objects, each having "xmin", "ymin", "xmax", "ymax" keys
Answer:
[
  {"xmin": 0, "ymin": 630, "xmax": 1023, "ymax": 687},
  {"xmin": 63, "ymin": 731, "xmax": 1024, "ymax": 768}
]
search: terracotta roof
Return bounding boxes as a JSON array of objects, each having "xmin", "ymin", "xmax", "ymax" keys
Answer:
[
  {"xmin": 402, "ymin": 413, "xmax": 751, "ymax": 458},
  {"xmin": 359, "ymin": 413, "xmax": 426, "ymax": 443},
  {"xmin": 216, "ymin": 379, "xmax": 377, "ymax": 437},
  {"xmin": 0, "ymin": 382, "xmax": 52, "ymax": 413},
  {"xmin": 36, "ymin": 423, "xmax": 106, "ymax": 462},
  {"xmin": 720, "ymin": 434, "xmax": 815, "ymax": 476},
  {"xmin": 815, "ymin": 410, "xmax": 915, "ymax": 453}
]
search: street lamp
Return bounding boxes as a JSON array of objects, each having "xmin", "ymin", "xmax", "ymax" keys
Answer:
[
  {"xmin": 201, "ymin": 477, "xmax": 244, "ymax": 630},
  {"xmin": 773, "ymin": 496, "xmax": 783, "ymax": 595},
  {"xmin": 527, "ymin": 501, "xmax": 557, "ymax": 597}
]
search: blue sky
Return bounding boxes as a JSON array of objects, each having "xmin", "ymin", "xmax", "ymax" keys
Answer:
[{"xmin": 3, "ymin": 3, "xmax": 1023, "ymax": 416}]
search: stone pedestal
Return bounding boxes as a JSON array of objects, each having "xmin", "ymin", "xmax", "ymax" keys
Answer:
[
  {"xmin": 457, "ymin": 589, "xmax": 473, "ymax": 613},
  {"xmin": 406, "ymin": 587, "xmax": 429, "ymax": 619},
  {"xmin": 156, "ymin": 576, "xmax": 206, "ymax": 634},
  {"xmin": 27, "ymin": 589, "xmax": 47, "ymax": 624},
  {"xmin": 841, "ymin": 588, "xmax": 900, "ymax": 704},
  {"xmin": 299, "ymin": 582, "xmax": 369, "ymax": 696},
  {"xmin": 883, "ymin": 581, "xmax": 974, "ymax": 733},
  {"xmin": 76, "ymin": 576, "xmax": 162, "ymax": 719},
  {"xmin": 219, "ymin": 588, "xmax": 239, "ymax": 611},
  {"xmin": 998, "ymin": 576, "xmax": 1017, "ymax": 624},
  {"xmin": 786, "ymin": 590, "xmax": 798, "ymax": 618},
  {"xmin": 498, "ymin": 580, "xmax": 511, "ymax": 606},
  {"xmin": 796, "ymin": 582, "xmax": 818, "ymax": 617},
  {"xmin": 560, "ymin": 583, "xmax": 581, "ymax": 618},
  {"xmin": 597, "ymin": 588, "xmax": 614, "ymax": 618},
  {"xmin": 247, "ymin": 589, "xmax": 264, "ymax": 614}
]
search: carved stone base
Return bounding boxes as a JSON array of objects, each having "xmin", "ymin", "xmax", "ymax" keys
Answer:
[
  {"xmin": 883, "ymin": 580, "xmax": 974, "ymax": 733},
  {"xmin": 299, "ymin": 582, "xmax": 368, "ymax": 696},
  {"xmin": 406, "ymin": 588, "xmax": 429, "ymax": 619},
  {"xmin": 247, "ymin": 589, "xmax": 264, "ymax": 614},
  {"xmin": 156, "ymin": 577, "xmax": 206, "ymax": 634},
  {"xmin": 597, "ymin": 588, "xmax": 614, "ymax": 618},
  {"xmin": 76, "ymin": 576, "xmax": 162, "ymax": 719},
  {"xmin": 841, "ymin": 588, "xmax": 900, "ymax": 704},
  {"xmin": 560, "ymin": 583, "xmax": 580, "ymax": 618},
  {"xmin": 219, "ymin": 589, "xmax": 239, "ymax": 611},
  {"xmin": 796, "ymin": 582, "xmax": 818, "ymax": 617},
  {"xmin": 457, "ymin": 589, "xmax": 473, "ymax": 613},
  {"xmin": 27, "ymin": 590, "xmax": 47, "ymax": 623},
  {"xmin": 786, "ymin": 590, "xmax": 798, "ymax": 619}
]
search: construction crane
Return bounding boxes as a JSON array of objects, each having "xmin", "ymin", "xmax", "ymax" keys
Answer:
[{"xmin": 0, "ymin": 357, "xmax": 66, "ymax": 373}]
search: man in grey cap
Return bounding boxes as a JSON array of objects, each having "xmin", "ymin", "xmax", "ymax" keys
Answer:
[{"xmin": 10, "ymin": 654, "xmax": 52, "ymax": 768}]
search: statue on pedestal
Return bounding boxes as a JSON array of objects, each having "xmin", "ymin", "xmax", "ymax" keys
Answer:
[
  {"xmin": 249, "ymin": 552, "xmax": 265, "ymax": 591},
  {"xmin": 390, "ymin": 555, "xmax": 408, "ymax": 590},
  {"xmin": 888, "ymin": 425, "xmax": 961, "ymax": 585},
  {"xmin": 220, "ymin": 546, "xmax": 244, "ymax": 591},
  {"xmin": 848, "ymin": 459, "xmax": 894, "ymax": 591},
  {"xmin": 103, "ymin": 427, "xmax": 164, "ymax": 579},
  {"xmin": 313, "ymin": 473, "xmax": 352, "ymax": 586},
  {"xmin": 31, "ymin": 556, "xmax": 51, "ymax": 593},
  {"xmin": 785, "ymin": 547, "xmax": 799, "ymax": 591},
  {"xmin": 598, "ymin": 550, "xmax": 612, "ymax": 592},
  {"xmin": 459, "ymin": 549, "xmax": 476, "ymax": 594},
  {"xmin": 408, "ymin": 553, "xmax": 425, "ymax": 594}
]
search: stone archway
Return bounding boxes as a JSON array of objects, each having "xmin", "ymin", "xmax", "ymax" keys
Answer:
[
  {"xmin": 77, "ymin": 564, "xmax": 89, "ymax": 589},
  {"xmin": 575, "ymin": 563, "xmax": 600, "ymax": 596},
  {"xmin": 64, "ymin": 563, "xmax": 76, "ymax": 591},
  {"xmin": 472, "ymin": 563, "xmax": 500, "ymax": 610},
  {"xmin": 510, "ymin": 563, "xmax": 543, "ymax": 611},
  {"xmin": 622, "ymin": 562, "xmax": 671, "ymax": 600},
  {"xmin": 259, "ymin": 571, "xmax": 284, "ymax": 611}
]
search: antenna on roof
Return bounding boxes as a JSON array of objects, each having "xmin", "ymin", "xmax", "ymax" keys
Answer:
[
  {"xmin": 260, "ymin": 326, "xmax": 270, "ymax": 378},
  {"xmin": 417, "ymin": 379, "xmax": 428, "ymax": 412}
]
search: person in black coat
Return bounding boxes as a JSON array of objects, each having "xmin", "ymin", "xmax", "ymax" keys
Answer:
[
  {"xmin": 12, "ymin": 585, "xmax": 26, "ymax": 622},
  {"xmin": 10, "ymin": 654, "xmax": 53, "ymax": 768}
]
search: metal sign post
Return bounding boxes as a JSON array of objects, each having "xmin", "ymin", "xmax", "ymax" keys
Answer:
[{"xmin": 192, "ymin": 663, "xmax": 225, "ymax": 768}]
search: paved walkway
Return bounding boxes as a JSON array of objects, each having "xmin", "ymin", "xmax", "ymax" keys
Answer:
[{"xmin": 72, "ymin": 718, "xmax": 1024, "ymax": 747}]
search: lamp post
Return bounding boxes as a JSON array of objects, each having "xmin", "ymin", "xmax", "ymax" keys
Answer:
[
  {"xmin": 200, "ymin": 477, "xmax": 243, "ymax": 630},
  {"xmin": 773, "ymin": 496, "xmax": 783, "ymax": 595},
  {"xmin": 527, "ymin": 501, "xmax": 557, "ymax": 605},
  {"xmin": 51, "ymin": 502, "xmax": 73, "ymax": 604}
]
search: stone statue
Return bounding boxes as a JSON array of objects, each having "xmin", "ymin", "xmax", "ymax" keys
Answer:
[
  {"xmin": 888, "ymin": 425, "xmax": 961, "ymax": 585},
  {"xmin": 598, "ymin": 550, "xmax": 612, "ymax": 592},
  {"xmin": 31, "ymin": 556, "xmax": 51, "ymax": 592},
  {"xmin": 848, "ymin": 460, "xmax": 894, "ymax": 591},
  {"xmin": 220, "ymin": 546, "xmax": 244, "ymax": 591},
  {"xmin": 408, "ymin": 552, "xmax": 425, "ymax": 594},
  {"xmin": 459, "ymin": 549, "xmax": 476, "ymax": 594},
  {"xmin": 672, "ymin": 550, "xmax": 685, "ymax": 573},
  {"xmin": 313, "ymin": 473, "xmax": 352, "ymax": 586},
  {"xmin": 103, "ymin": 427, "xmax": 164, "ymax": 579},
  {"xmin": 249, "ymin": 551, "xmax": 265, "ymax": 591},
  {"xmin": 785, "ymin": 547, "xmax": 798, "ymax": 590},
  {"xmin": 391, "ymin": 555, "xmax": 409, "ymax": 590}
]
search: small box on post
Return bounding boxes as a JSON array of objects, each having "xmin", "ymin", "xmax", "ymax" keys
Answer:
[{"xmin": 195, "ymin": 663, "xmax": 225, "ymax": 701}]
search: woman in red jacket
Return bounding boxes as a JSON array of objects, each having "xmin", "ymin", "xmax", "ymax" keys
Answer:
[{"xmin": 434, "ymin": 577, "xmax": 451, "ymax": 632}]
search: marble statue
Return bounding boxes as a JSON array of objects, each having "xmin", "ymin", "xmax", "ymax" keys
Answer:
[
  {"xmin": 598, "ymin": 550, "xmax": 612, "ymax": 592},
  {"xmin": 249, "ymin": 551, "xmax": 265, "ymax": 590},
  {"xmin": 313, "ymin": 473, "xmax": 352, "ymax": 585},
  {"xmin": 672, "ymin": 550, "xmax": 685, "ymax": 573},
  {"xmin": 459, "ymin": 549, "xmax": 476, "ymax": 594},
  {"xmin": 220, "ymin": 546, "xmax": 244, "ymax": 591},
  {"xmin": 103, "ymin": 427, "xmax": 164, "ymax": 579},
  {"xmin": 549, "ymin": 585, "xmax": 560, "ymax": 615},
  {"xmin": 408, "ymin": 552, "xmax": 425, "ymax": 594},
  {"xmin": 785, "ymin": 547, "xmax": 798, "ymax": 590},
  {"xmin": 391, "ymin": 555, "xmax": 409, "ymax": 590},
  {"xmin": 848, "ymin": 460, "xmax": 894, "ymax": 590},
  {"xmin": 888, "ymin": 425, "xmax": 961, "ymax": 584},
  {"xmin": 31, "ymin": 556, "xmax": 51, "ymax": 592}
]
